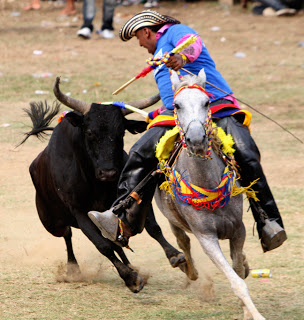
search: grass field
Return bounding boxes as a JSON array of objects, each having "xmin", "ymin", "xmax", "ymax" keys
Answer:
[{"xmin": 0, "ymin": 1, "xmax": 304, "ymax": 319}]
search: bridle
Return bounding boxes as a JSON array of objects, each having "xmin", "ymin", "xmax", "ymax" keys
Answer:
[{"xmin": 173, "ymin": 84, "xmax": 213, "ymax": 160}]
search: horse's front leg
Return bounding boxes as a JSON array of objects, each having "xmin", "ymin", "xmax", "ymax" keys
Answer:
[
  {"xmin": 170, "ymin": 223, "xmax": 198, "ymax": 281},
  {"xmin": 194, "ymin": 233, "xmax": 265, "ymax": 320},
  {"xmin": 230, "ymin": 222, "xmax": 250, "ymax": 279}
]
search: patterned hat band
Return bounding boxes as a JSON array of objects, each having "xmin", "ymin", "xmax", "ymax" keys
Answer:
[{"xmin": 119, "ymin": 10, "xmax": 180, "ymax": 41}]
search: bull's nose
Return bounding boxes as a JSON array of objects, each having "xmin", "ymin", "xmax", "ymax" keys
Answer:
[{"xmin": 97, "ymin": 169, "xmax": 118, "ymax": 182}]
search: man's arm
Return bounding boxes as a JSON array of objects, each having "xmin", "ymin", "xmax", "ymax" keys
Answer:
[{"xmin": 165, "ymin": 34, "xmax": 203, "ymax": 71}]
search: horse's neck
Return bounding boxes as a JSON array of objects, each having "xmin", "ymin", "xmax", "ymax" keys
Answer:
[{"xmin": 175, "ymin": 148, "xmax": 225, "ymax": 189}]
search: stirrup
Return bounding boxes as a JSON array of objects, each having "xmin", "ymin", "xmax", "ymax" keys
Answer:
[
  {"xmin": 88, "ymin": 209, "xmax": 118, "ymax": 241},
  {"xmin": 261, "ymin": 219, "xmax": 287, "ymax": 252},
  {"xmin": 88, "ymin": 210, "xmax": 131, "ymax": 248}
]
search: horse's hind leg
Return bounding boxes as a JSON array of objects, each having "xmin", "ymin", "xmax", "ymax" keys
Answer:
[
  {"xmin": 170, "ymin": 223, "xmax": 198, "ymax": 280},
  {"xmin": 145, "ymin": 206, "xmax": 186, "ymax": 268},
  {"xmin": 230, "ymin": 223, "xmax": 250, "ymax": 279},
  {"xmin": 195, "ymin": 233, "xmax": 265, "ymax": 320}
]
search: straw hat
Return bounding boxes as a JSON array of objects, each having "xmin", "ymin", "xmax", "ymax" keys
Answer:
[{"xmin": 119, "ymin": 10, "xmax": 180, "ymax": 41}]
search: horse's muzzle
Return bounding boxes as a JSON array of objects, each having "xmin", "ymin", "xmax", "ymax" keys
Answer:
[{"xmin": 185, "ymin": 121, "xmax": 208, "ymax": 156}]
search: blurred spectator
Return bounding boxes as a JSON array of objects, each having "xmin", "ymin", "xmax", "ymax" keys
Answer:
[
  {"xmin": 251, "ymin": 0, "xmax": 303, "ymax": 15},
  {"xmin": 60, "ymin": 0, "xmax": 77, "ymax": 15},
  {"xmin": 143, "ymin": 0, "xmax": 159, "ymax": 8},
  {"xmin": 23, "ymin": 0, "xmax": 40, "ymax": 10},
  {"xmin": 77, "ymin": 0, "xmax": 118, "ymax": 39},
  {"xmin": 23, "ymin": 0, "xmax": 77, "ymax": 15},
  {"xmin": 121, "ymin": 0, "xmax": 142, "ymax": 6}
]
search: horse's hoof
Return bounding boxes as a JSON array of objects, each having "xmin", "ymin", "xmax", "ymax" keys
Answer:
[
  {"xmin": 244, "ymin": 262, "xmax": 250, "ymax": 279},
  {"xmin": 178, "ymin": 261, "xmax": 199, "ymax": 281},
  {"xmin": 169, "ymin": 252, "xmax": 186, "ymax": 268}
]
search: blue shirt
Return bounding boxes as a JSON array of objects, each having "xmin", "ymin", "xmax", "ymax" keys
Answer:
[{"xmin": 152, "ymin": 24, "xmax": 233, "ymax": 110}]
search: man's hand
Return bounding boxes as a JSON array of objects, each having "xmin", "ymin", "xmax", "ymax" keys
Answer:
[{"xmin": 165, "ymin": 53, "xmax": 188, "ymax": 71}]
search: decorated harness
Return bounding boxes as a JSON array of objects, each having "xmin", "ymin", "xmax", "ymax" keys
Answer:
[{"xmin": 152, "ymin": 84, "xmax": 258, "ymax": 211}]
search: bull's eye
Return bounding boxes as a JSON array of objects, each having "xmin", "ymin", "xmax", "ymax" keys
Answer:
[{"xmin": 86, "ymin": 129, "xmax": 93, "ymax": 138}]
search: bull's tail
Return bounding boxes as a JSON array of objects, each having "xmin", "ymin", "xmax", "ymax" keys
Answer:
[{"xmin": 17, "ymin": 100, "xmax": 61, "ymax": 147}]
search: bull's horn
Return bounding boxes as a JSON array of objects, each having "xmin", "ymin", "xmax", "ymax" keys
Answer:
[
  {"xmin": 53, "ymin": 77, "xmax": 91, "ymax": 114},
  {"xmin": 123, "ymin": 93, "xmax": 160, "ymax": 116}
]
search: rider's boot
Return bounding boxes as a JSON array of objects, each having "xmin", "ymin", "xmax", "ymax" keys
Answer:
[
  {"xmin": 88, "ymin": 173, "xmax": 157, "ymax": 246},
  {"xmin": 215, "ymin": 114, "xmax": 287, "ymax": 252},
  {"xmin": 249, "ymin": 186, "xmax": 287, "ymax": 252},
  {"xmin": 88, "ymin": 124, "xmax": 171, "ymax": 246}
]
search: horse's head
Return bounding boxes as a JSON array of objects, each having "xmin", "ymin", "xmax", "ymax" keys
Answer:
[{"xmin": 171, "ymin": 69, "xmax": 211, "ymax": 157}]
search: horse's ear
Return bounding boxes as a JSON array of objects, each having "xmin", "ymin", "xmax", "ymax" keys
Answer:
[
  {"xmin": 198, "ymin": 68, "xmax": 206, "ymax": 88},
  {"xmin": 170, "ymin": 70, "xmax": 181, "ymax": 90}
]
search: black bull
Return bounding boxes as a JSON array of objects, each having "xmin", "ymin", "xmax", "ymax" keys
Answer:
[{"xmin": 20, "ymin": 78, "xmax": 186, "ymax": 293}]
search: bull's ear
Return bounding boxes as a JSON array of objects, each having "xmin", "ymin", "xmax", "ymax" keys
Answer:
[
  {"xmin": 125, "ymin": 119, "xmax": 147, "ymax": 134},
  {"xmin": 64, "ymin": 112, "xmax": 84, "ymax": 127}
]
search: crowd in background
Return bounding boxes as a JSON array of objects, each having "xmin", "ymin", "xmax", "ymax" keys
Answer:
[{"xmin": 21, "ymin": 0, "xmax": 304, "ymax": 40}]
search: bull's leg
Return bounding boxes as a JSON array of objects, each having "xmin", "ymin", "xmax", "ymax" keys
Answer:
[
  {"xmin": 112, "ymin": 243, "xmax": 131, "ymax": 266},
  {"xmin": 194, "ymin": 232, "xmax": 265, "ymax": 320},
  {"xmin": 35, "ymin": 192, "xmax": 81, "ymax": 275},
  {"xmin": 75, "ymin": 213, "xmax": 144, "ymax": 293},
  {"xmin": 145, "ymin": 206, "xmax": 186, "ymax": 268},
  {"xmin": 170, "ymin": 223, "xmax": 198, "ymax": 280},
  {"xmin": 229, "ymin": 223, "xmax": 250, "ymax": 279},
  {"xmin": 63, "ymin": 227, "xmax": 81, "ymax": 275}
]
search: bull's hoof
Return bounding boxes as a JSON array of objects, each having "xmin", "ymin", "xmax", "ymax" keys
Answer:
[
  {"xmin": 67, "ymin": 262, "xmax": 81, "ymax": 276},
  {"xmin": 56, "ymin": 262, "xmax": 82, "ymax": 282},
  {"xmin": 127, "ymin": 273, "xmax": 145, "ymax": 293},
  {"xmin": 169, "ymin": 252, "xmax": 186, "ymax": 268}
]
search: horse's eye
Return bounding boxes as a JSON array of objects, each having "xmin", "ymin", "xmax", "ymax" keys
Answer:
[
  {"xmin": 204, "ymin": 101, "xmax": 210, "ymax": 108},
  {"xmin": 174, "ymin": 103, "xmax": 180, "ymax": 110}
]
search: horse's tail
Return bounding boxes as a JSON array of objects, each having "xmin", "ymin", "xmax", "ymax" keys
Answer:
[{"xmin": 16, "ymin": 100, "xmax": 61, "ymax": 147}]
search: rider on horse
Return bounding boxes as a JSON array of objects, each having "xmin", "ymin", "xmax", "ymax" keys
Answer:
[{"xmin": 88, "ymin": 10, "xmax": 287, "ymax": 253}]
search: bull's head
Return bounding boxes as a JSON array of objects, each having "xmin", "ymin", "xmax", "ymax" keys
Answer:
[{"xmin": 53, "ymin": 77, "xmax": 159, "ymax": 182}]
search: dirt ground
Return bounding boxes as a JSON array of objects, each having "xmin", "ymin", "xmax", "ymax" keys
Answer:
[{"xmin": 0, "ymin": 0, "xmax": 304, "ymax": 319}]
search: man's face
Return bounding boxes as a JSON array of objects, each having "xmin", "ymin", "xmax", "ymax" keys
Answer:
[{"xmin": 135, "ymin": 28, "xmax": 157, "ymax": 55}]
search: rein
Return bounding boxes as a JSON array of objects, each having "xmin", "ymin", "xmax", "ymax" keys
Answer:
[
  {"xmin": 174, "ymin": 107, "xmax": 213, "ymax": 160},
  {"xmin": 181, "ymin": 68, "xmax": 303, "ymax": 144}
]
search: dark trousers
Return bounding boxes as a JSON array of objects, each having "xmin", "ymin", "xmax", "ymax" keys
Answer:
[
  {"xmin": 214, "ymin": 115, "xmax": 283, "ymax": 237},
  {"xmin": 81, "ymin": 0, "xmax": 117, "ymax": 31},
  {"xmin": 115, "ymin": 123, "xmax": 173, "ymax": 234},
  {"xmin": 253, "ymin": 0, "xmax": 303, "ymax": 11}
]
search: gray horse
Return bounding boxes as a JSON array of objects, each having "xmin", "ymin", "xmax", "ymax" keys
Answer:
[{"xmin": 154, "ymin": 69, "xmax": 265, "ymax": 320}]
